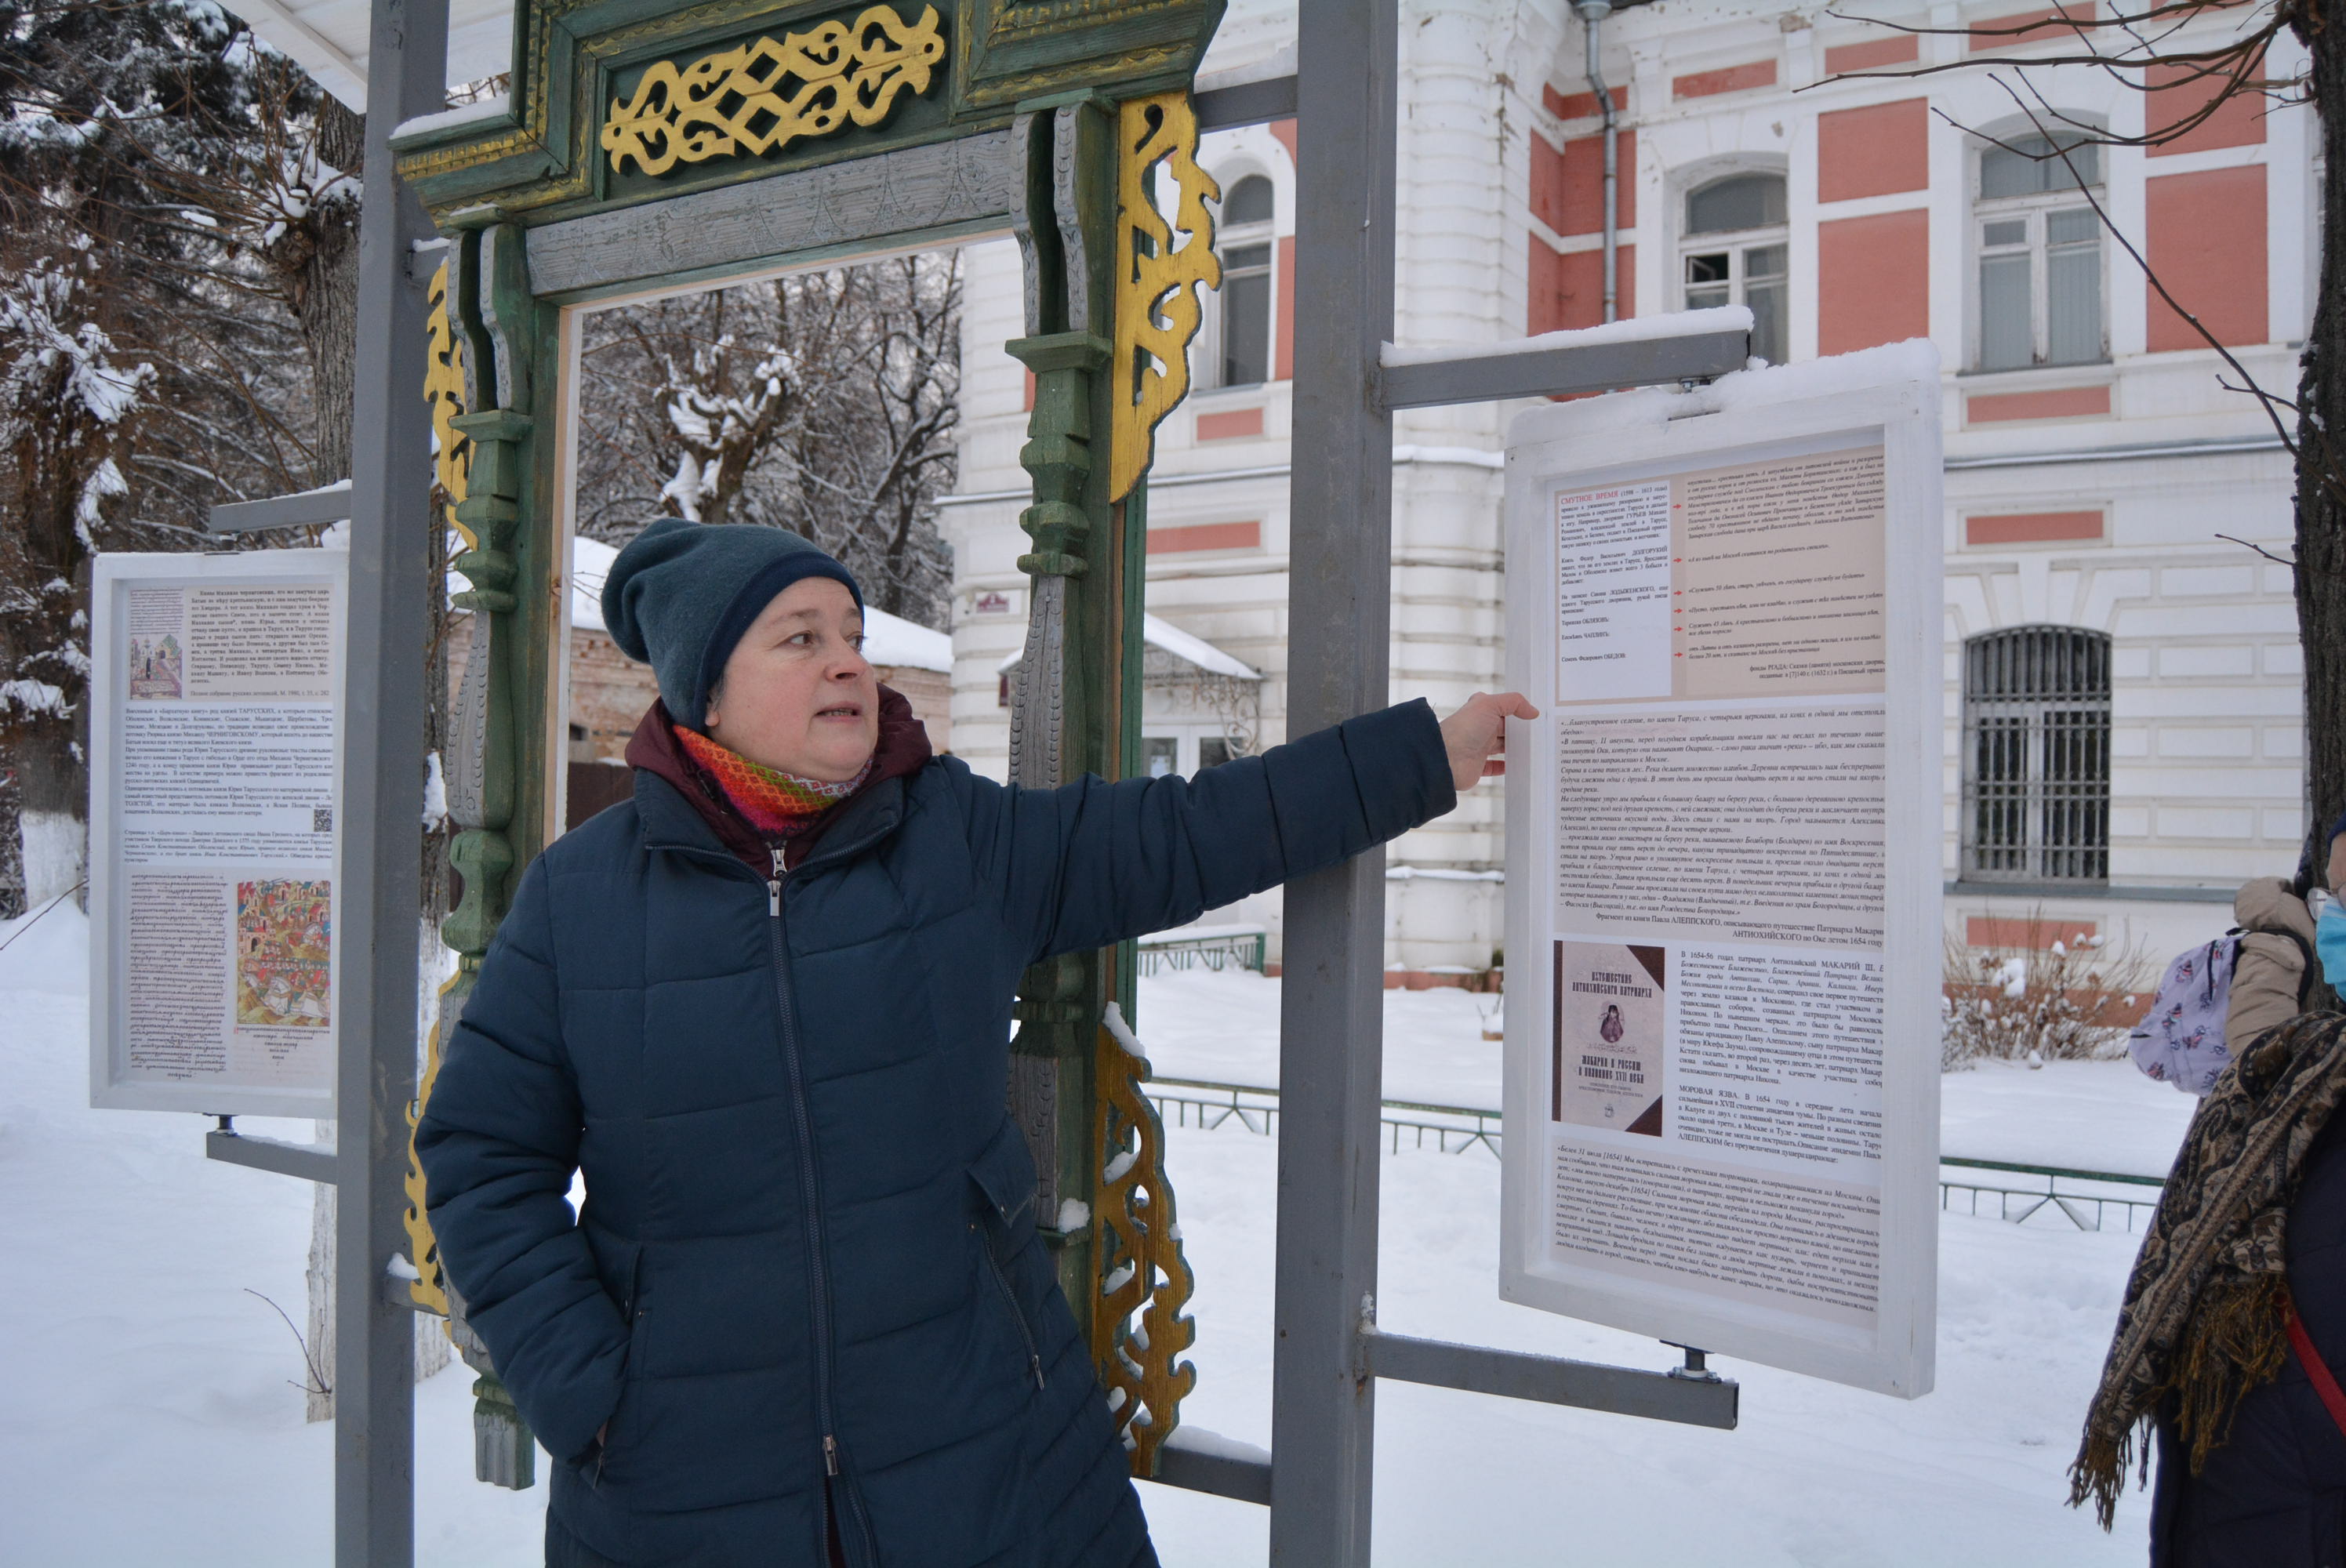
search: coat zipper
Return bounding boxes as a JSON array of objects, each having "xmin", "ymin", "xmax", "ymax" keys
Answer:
[
  {"xmin": 766, "ymin": 848, "xmax": 878, "ymax": 1566},
  {"xmin": 977, "ymin": 1230, "xmax": 1046, "ymax": 1390}
]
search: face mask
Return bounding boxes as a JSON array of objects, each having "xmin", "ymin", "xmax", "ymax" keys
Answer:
[{"xmin": 2319, "ymin": 902, "xmax": 2346, "ymax": 987}]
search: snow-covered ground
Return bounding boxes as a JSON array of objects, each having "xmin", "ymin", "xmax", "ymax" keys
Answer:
[
  {"xmin": 2, "ymin": 916, "xmax": 2184, "ymax": 1564},
  {"xmin": 1138, "ymin": 964, "xmax": 2199, "ymax": 1175}
]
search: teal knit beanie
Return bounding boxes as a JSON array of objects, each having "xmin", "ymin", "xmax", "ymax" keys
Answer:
[{"xmin": 601, "ymin": 517, "xmax": 864, "ymax": 730}]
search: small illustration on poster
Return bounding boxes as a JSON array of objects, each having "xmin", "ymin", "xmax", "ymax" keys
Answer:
[
  {"xmin": 235, "ymin": 878, "xmax": 332, "ymax": 1029},
  {"xmin": 128, "ymin": 633, "xmax": 182, "ymax": 700},
  {"xmin": 1552, "ymin": 939, "xmax": 1665, "ymax": 1135}
]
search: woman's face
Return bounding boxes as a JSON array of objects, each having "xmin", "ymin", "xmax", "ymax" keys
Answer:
[
  {"xmin": 703, "ymin": 577, "xmax": 879, "ymax": 782},
  {"xmin": 2329, "ymin": 832, "xmax": 2346, "ymax": 895}
]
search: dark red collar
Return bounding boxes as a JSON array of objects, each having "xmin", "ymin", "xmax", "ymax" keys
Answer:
[{"xmin": 624, "ymin": 687, "xmax": 934, "ymax": 870}]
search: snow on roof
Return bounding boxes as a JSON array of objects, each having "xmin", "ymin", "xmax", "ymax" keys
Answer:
[
  {"xmin": 390, "ymin": 95, "xmax": 512, "ymax": 143},
  {"xmin": 859, "ymin": 610, "xmax": 953, "ymax": 673},
  {"xmin": 997, "ymin": 614, "xmax": 1261, "ymax": 680},
  {"xmin": 231, "ymin": 0, "xmax": 515, "ymax": 111},
  {"xmin": 568, "ymin": 534, "xmax": 953, "ymax": 672},
  {"xmin": 1140, "ymin": 614, "xmax": 1261, "ymax": 679}
]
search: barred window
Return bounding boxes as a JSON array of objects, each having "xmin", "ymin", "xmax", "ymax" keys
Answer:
[{"xmin": 1963, "ymin": 626, "xmax": 2111, "ymax": 883}]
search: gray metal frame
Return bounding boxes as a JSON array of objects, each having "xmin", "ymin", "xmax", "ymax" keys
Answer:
[
  {"xmin": 1272, "ymin": 2, "xmax": 1402, "ymax": 1553},
  {"xmin": 1381, "ymin": 326, "xmax": 1751, "ymax": 408},
  {"xmin": 338, "ymin": 0, "xmax": 444, "ymax": 1559},
  {"xmin": 1256, "ymin": 1, "xmax": 1748, "ymax": 1559},
  {"xmin": 208, "ymin": 1123, "xmax": 339, "ymax": 1184},
  {"xmin": 205, "ymin": 487, "xmax": 357, "ymax": 534}
]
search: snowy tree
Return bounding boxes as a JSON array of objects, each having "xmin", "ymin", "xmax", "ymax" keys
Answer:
[
  {"xmin": 576, "ymin": 253, "xmax": 961, "ymax": 628},
  {"xmin": 0, "ymin": 0, "xmax": 323, "ymax": 902},
  {"xmin": 0, "ymin": 2, "xmax": 460, "ymax": 1407}
]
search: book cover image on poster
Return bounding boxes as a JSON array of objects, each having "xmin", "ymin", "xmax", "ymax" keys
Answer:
[
  {"xmin": 234, "ymin": 878, "xmax": 331, "ymax": 1029},
  {"xmin": 1553, "ymin": 940, "xmax": 1665, "ymax": 1135},
  {"xmin": 128, "ymin": 633, "xmax": 182, "ymax": 699}
]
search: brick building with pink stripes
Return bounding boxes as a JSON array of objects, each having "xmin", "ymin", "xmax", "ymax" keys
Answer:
[{"xmin": 942, "ymin": 0, "xmax": 2312, "ymax": 975}]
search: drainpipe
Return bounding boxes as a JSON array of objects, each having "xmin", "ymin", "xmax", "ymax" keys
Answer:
[{"xmin": 1574, "ymin": 0, "xmax": 1619, "ymax": 323}]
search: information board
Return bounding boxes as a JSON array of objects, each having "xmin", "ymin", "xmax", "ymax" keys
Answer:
[
  {"xmin": 1499, "ymin": 344, "xmax": 1942, "ymax": 1396},
  {"xmin": 89, "ymin": 549, "xmax": 345, "ymax": 1117}
]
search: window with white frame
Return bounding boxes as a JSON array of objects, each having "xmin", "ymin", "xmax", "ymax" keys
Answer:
[
  {"xmin": 1212, "ymin": 174, "xmax": 1275, "ymax": 388},
  {"xmin": 1961, "ymin": 626, "xmax": 2111, "ymax": 883},
  {"xmin": 1141, "ymin": 728, "xmax": 1244, "ymax": 778},
  {"xmin": 1974, "ymin": 135, "xmax": 2105, "ymax": 371},
  {"xmin": 1680, "ymin": 172, "xmax": 1788, "ymax": 365}
]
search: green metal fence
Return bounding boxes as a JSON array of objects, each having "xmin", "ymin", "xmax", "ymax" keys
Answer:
[{"xmin": 1147, "ymin": 1076, "xmax": 2168, "ymax": 1230}]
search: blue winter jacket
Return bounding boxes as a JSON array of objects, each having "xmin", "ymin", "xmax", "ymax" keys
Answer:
[{"xmin": 416, "ymin": 698, "xmax": 1457, "ymax": 1567}]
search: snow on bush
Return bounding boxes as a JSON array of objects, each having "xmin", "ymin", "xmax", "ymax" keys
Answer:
[{"xmin": 1943, "ymin": 913, "xmax": 2152, "ymax": 1071}]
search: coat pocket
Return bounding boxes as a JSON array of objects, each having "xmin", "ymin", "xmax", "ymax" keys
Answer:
[
  {"xmin": 967, "ymin": 1116, "xmax": 1040, "ymax": 1245},
  {"xmin": 589, "ymin": 1245, "xmax": 648, "ymax": 1483},
  {"xmin": 967, "ymin": 1117, "xmax": 1044, "ymax": 1391}
]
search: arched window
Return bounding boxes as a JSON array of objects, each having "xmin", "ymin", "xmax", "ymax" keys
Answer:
[
  {"xmin": 1963, "ymin": 626, "xmax": 2112, "ymax": 883},
  {"xmin": 1215, "ymin": 174, "xmax": 1275, "ymax": 387},
  {"xmin": 1681, "ymin": 172, "xmax": 1787, "ymax": 365},
  {"xmin": 1974, "ymin": 134, "xmax": 2105, "ymax": 370}
]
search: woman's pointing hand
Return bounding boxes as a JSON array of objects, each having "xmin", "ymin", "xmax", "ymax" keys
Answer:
[{"xmin": 1439, "ymin": 691, "xmax": 1541, "ymax": 792}]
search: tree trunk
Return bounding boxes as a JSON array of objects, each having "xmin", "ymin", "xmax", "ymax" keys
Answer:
[
  {"xmin": 0, "ymin": 766, "xmax": 24, "ymax": 922},
  {"xmin": 305, "ymin": 1167, "xmax": 336, "ymax": 1421},
  {"xmin": 295, "ymin": 97, "xmax": 365, "ymax": 489},
  {"xmin": 2297, "ymin": 11, "xmax": 2346, "ymax": 883}
]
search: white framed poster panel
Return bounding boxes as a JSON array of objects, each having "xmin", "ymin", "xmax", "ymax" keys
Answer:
[
  {"xmin": 1499, "ymin": 343, "xmax": 1943, "ymax": 1397},
  {"xmin": 89, "ymin": 548, "xmax": 347, "ymax": 1117}
]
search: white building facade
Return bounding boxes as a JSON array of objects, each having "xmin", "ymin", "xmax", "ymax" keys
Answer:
[{"xmin": 941, "ymin": 0, "xmax": 2314, "ymax": 978}]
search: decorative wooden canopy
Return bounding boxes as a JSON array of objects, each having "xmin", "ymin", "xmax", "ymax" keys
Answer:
[{"xmin": 390, "ymin": 0, "xmax": 1223, "ymax": 227}]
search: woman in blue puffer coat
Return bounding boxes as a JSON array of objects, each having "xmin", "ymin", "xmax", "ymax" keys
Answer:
[{"xmin": 416, "ymin": 518, "xmax": 1534, "ymax": 1568}]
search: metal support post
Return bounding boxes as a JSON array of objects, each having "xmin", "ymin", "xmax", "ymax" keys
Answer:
[
  {"xmin": 1378, "ymin": 324, "xmax": 1751, "ymax": 410},
  {"xmin": 1362, "ymin": 1328, "xmax": 1738, "ymax": 1428},
  {"xmin": 1192, "ymin": 72, "xmax": 1298, "ymax": 133},
  {"xmin": 209, "ymin": 1124, "xmax": 340, "ymax": 1185},
  {"xmin": 337, "ymin": 0, "xmax": 447, "ymax": 1559},
  {"xmin": 1269, "ymin": 0, "xmax": 1396, "ymax": 1560},
  {"xmin": 205, "ymin": 488, "xmax": 357, "ymax": 535}
]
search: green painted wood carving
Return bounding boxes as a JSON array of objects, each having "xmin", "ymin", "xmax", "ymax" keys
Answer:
[{"xmin": 390, "ymin": 0, "xmax": 1226, "ymax": 1491}]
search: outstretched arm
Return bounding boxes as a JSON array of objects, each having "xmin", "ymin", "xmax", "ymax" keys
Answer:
[{"xmin": 977, "ymin": 692, "xmax": 1537, "ymax": 964}]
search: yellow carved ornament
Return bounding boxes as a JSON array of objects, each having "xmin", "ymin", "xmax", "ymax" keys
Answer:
[
  {"xmin": 1109, "ymin": 90, "xmax": 1218, "ymax": 503},
  {"xmin": 1092, "ymin": 1007, "xmax": 1198, "ymax": 1475},
  {"xmin": 601, "ymin": 5, "xmax": 946, "ymax": 178},
  {"xmin": 423, "ymin": 259, "xmax": 474, "ymax": 548},
  {"xmin": 405, "ymin": 270, "xmax": 469, "ymax": 1322},
  {"xmin": 402, "ymin": 975, "xmax": 462, "ymax": 1321}
]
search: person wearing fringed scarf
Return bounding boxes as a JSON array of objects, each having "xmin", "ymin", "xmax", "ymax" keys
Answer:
[
  {"xmin": 2072, "ymin": 815, "xmax": 2346, "ymax": 1565},
  {"xmin": 415, "ymin": 517, "xmax": 1538, "ymax": 1568}
]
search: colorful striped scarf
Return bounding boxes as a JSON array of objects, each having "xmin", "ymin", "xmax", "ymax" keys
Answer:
[
  {"xmin": 2072, "ymin": 1011, "xmax": 2346, "ymax": 1527},
  {"xmin": 674, "ymin": 724, "xmax": 873, "ymax": 840}
]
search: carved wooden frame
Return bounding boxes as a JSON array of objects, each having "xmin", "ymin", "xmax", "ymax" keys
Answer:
[{"xmin": 393, "ymin": 0, "xmax": 1225, "ymax": 1489}]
